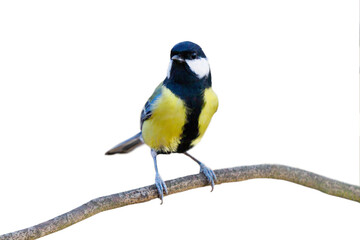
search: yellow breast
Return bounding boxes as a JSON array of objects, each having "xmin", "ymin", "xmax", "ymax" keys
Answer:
[
  {"xmin": 191, "ymin": 87, "xmax": 218, "ymax": 147},
  {"xmin": 141, "ymin": 86, "xmax": 187, "ymax": 152}
]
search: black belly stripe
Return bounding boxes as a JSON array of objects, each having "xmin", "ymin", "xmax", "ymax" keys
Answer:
[
  {"xmin": 176, "ymin": 95, "xmax": 204, "ymax": 153},
  {"xmin": 163, "ymin": 67, "xmax": 211, "ymax": 153}
]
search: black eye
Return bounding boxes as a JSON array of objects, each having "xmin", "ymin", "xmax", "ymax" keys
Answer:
[{"xmin": 190, "ymin": 53, "xmax": 197, "ymax": 59}]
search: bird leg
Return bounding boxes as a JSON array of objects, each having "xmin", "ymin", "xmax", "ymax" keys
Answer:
[
  {"xmin": 151, "ymin": 149, "xmax": 168, "ymax": 204},
  {"xmin": 184, "ymin": 152, "xmax": 217, "ymax": 191}
]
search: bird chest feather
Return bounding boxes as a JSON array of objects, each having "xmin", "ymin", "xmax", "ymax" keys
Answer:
[
  {"xmin": 191, "ymin": 87, "xmax": 218, "ymax": 147},
  {"xmin": 141, "ymin": 86, "xmax": 187, "ymax": 152}
]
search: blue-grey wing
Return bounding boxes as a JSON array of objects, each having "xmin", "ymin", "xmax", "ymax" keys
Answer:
[{"xmin": 140, "ymin": 83, "xmax": 163, "ymax": 129}]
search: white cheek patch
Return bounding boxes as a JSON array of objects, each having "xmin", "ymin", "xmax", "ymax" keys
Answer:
[
  {"xmin": 185, "ymin": 57, "xmax": 210, "ymax": 79},
  {"xmin": 167, "ymin": 60, "xmax": 173, "ymax": 78}
]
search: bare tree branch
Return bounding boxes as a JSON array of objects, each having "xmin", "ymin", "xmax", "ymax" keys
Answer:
[{"xmin": 1, "ymin": 164, "xmax": 359, "ymax": 240}]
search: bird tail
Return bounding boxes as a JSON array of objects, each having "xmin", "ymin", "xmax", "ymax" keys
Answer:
[{"xmin": 105, "ymin": 132, "xmax": 144, "ymax": 155}]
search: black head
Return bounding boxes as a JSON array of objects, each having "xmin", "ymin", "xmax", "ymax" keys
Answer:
[
  {"xmin": 170, "ymin": 41, "xmax": 207, "ymax": 61},
  {"xmin": 167, "ymin": 41, "xmax": 210, "ymax": 81}
]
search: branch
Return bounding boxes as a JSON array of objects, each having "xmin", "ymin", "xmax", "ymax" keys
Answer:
[{"xmin": 1, "ymin": 164, "xmax": 359, "ymax": 240}]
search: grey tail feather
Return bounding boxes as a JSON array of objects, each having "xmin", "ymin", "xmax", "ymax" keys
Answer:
[{"xmin": 105, "ymin": 132, "xmax": 144, "ymax": 155}]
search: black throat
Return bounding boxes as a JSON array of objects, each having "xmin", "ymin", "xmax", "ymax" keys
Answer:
[{"xmin": 163, "ymin": 61, "xmax": 211, "ymax": 153}]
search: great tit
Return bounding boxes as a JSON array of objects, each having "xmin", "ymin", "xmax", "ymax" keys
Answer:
[{"xmin": 106, "ymin": 41, "xmax": 218, "ymax": 204}]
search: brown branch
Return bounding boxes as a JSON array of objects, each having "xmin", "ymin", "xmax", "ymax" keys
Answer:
[{"xmin": 1, "ymin": 164, "xmax": 359, "ymax": 240}]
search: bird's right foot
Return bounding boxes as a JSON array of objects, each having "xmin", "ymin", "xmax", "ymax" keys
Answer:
[{"xmin": 155, "ymin": 173, "xmax": 168, "ymax": 204}]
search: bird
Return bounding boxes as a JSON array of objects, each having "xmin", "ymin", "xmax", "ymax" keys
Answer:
[{"xmin": 106, "ymin": 41, "xmax": 218, "ymax": 204}]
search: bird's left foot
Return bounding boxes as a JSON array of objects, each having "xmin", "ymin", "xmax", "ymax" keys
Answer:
[{"xmin": 199, "ymin": 163, "xmax": 217, "ymax": 191}]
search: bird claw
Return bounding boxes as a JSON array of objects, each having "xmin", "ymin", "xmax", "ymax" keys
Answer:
[
  {"xmin": 199, "ymin": 163, "xmax": 217, "ymax": 191},
  {"xmin": 155, "ymin": 174, "xmax": 168, "ymax": 204}
]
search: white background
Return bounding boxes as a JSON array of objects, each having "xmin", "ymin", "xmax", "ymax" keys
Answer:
[{"xmin": 0, "ymin": 1, "xmax": 359, "ymax": 239}]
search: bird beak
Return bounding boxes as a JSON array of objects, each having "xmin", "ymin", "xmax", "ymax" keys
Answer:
[{"xmin": 171, "ymin": 54, "xmax": 185, "ymax": 63}]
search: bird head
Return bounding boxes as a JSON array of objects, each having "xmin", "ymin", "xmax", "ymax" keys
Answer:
[{"xmin": 167, "ymin": 41, "xmax": 210, "ymax": 80}]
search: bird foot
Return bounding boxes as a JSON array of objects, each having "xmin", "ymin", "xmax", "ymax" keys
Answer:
[
  {"xmin": 155, "ymin": 173, "xmax": 168, "ymax": 204},
  {"xmin": 199, "ymin": 163, "xmax": 217, "ymax": 191}
]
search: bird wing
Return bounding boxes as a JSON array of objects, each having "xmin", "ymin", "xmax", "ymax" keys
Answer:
[{"xmin": 140, "ymin": 83, "xmax": 163, "ymax": 128}]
